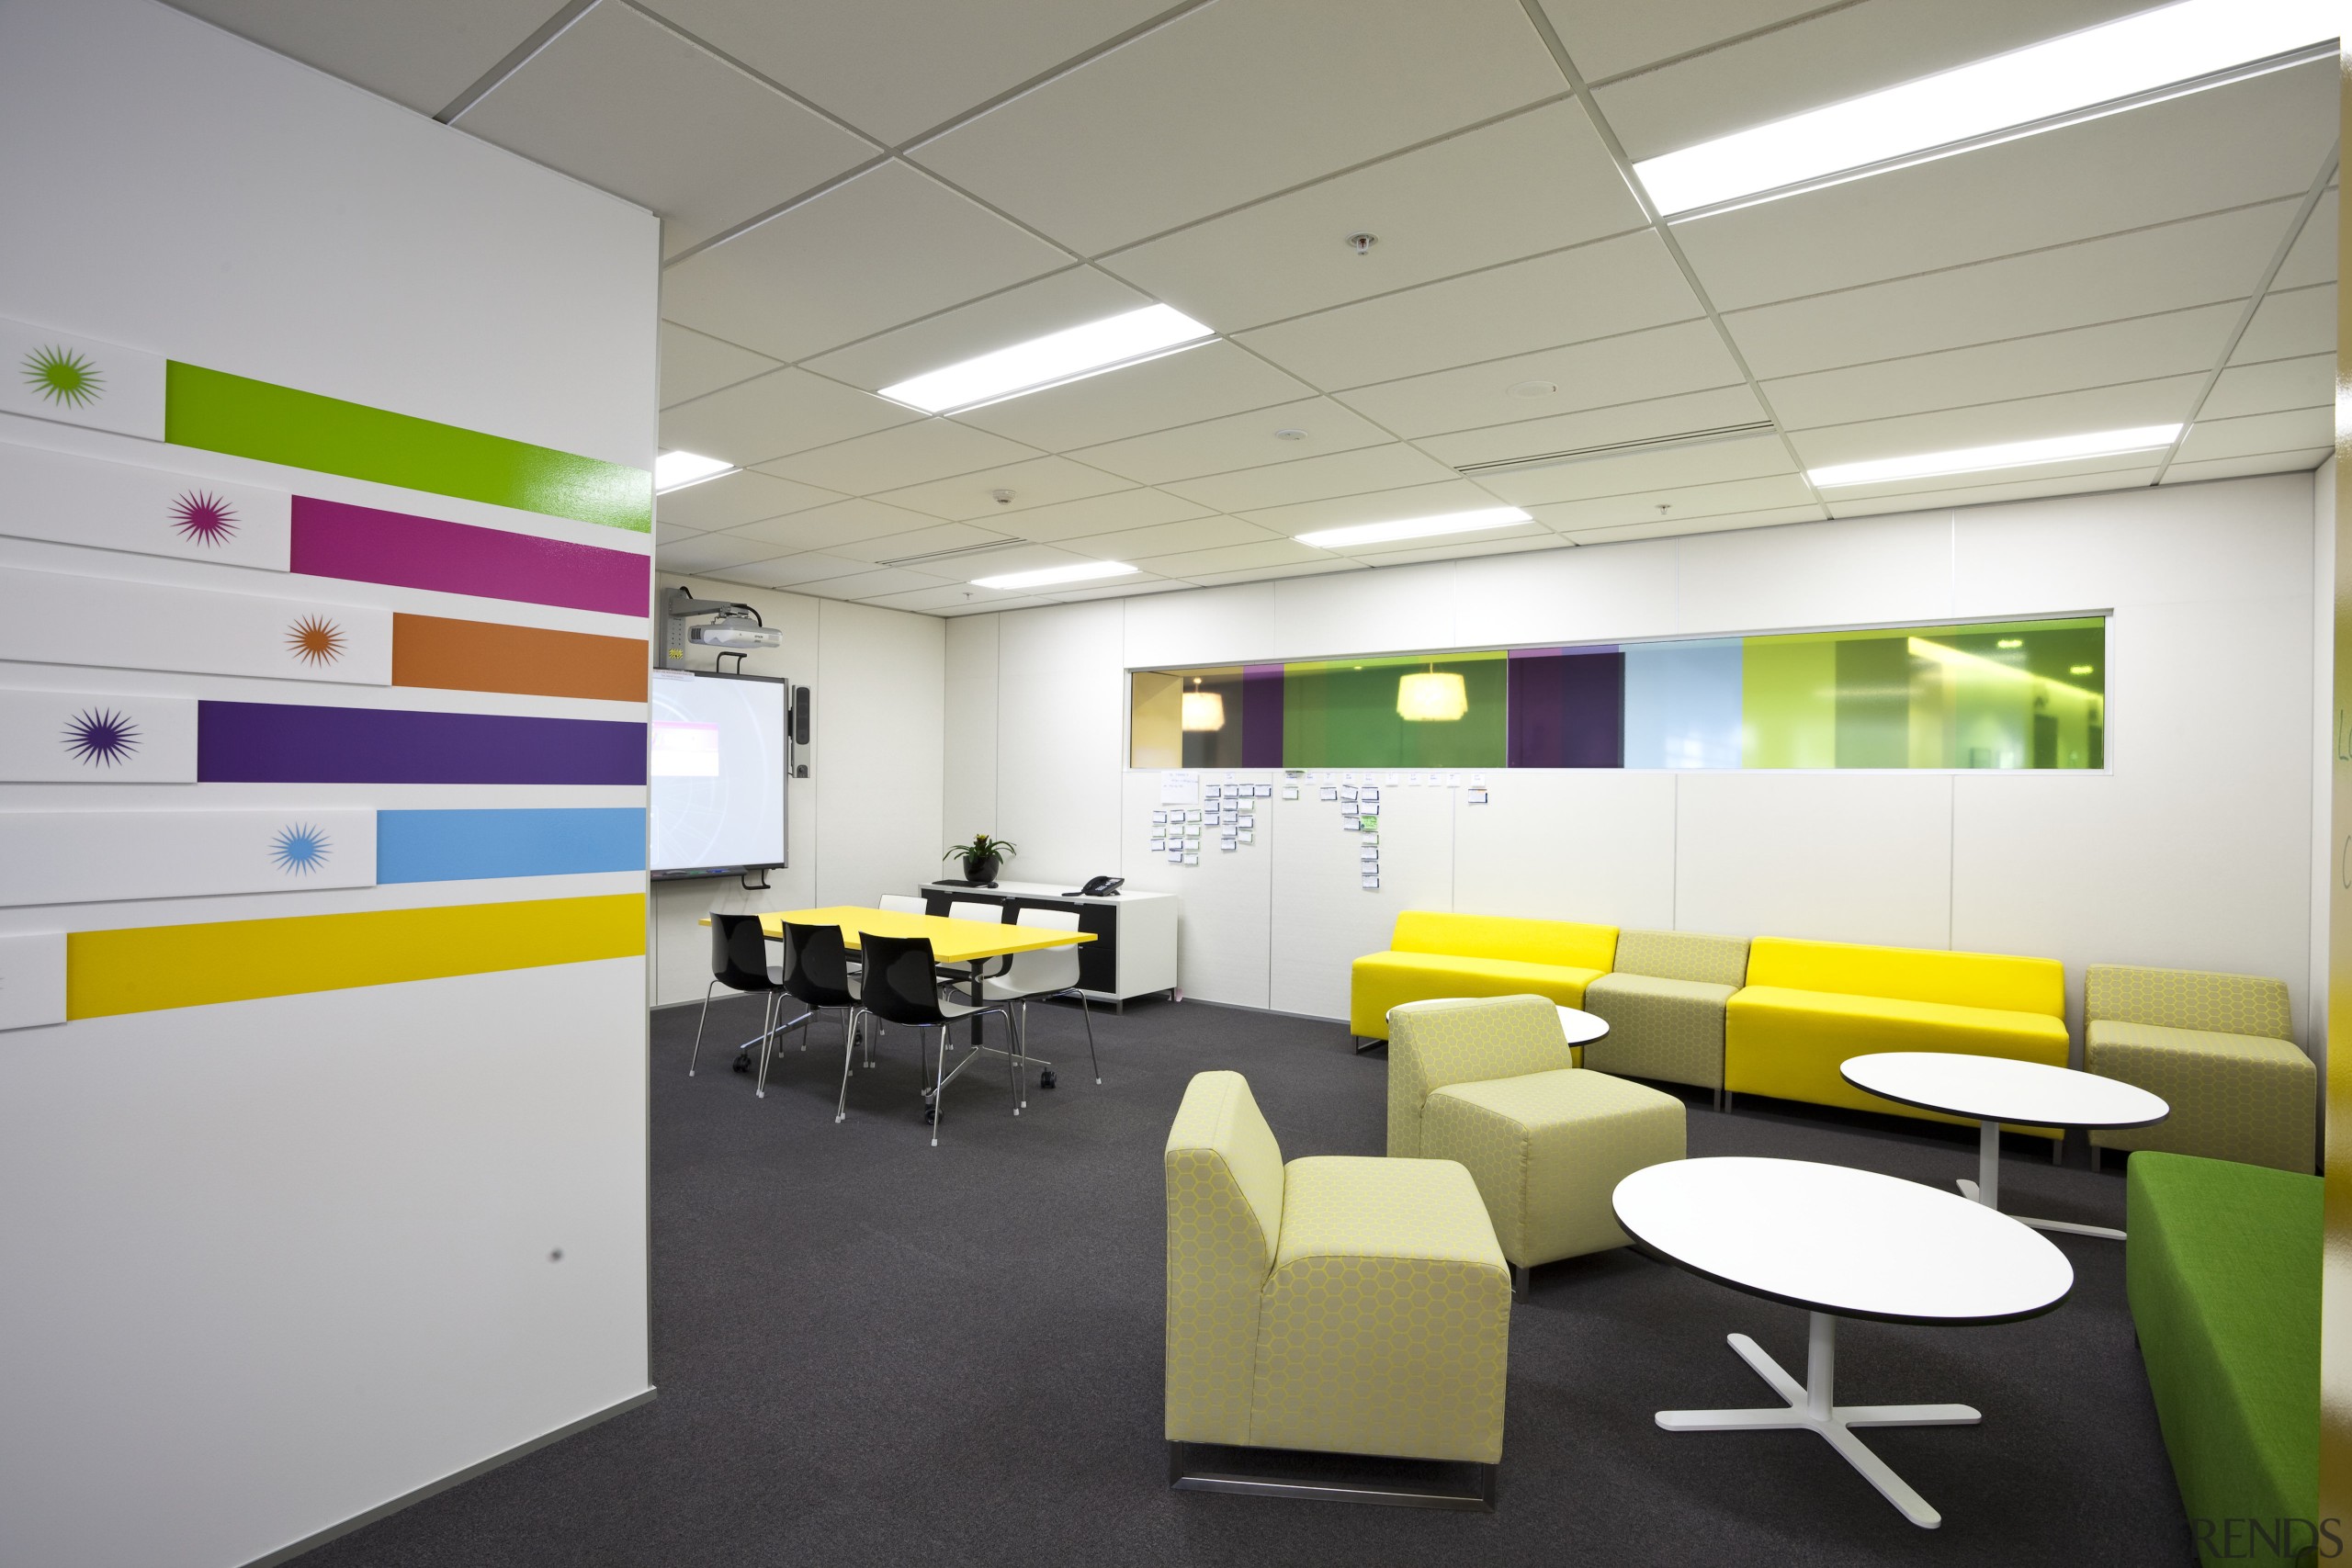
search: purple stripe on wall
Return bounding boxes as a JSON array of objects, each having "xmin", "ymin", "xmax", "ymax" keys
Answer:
[
  {"xmin": 1240, "ymin": 663, "xmax": 1284, "ymax": 769},
  {"xmin": 1508, "ymin": 649, "xmax": 1625, "ymax": 768},
  {"xmin": 198, "ymin": 701, "xmax": 646, "ymax": 784},
  {"xmin": 290, "ymin": 496, "xmax": 649, "ymax": 617}
]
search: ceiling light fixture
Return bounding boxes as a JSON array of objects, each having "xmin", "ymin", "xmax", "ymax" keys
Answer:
[
  {"xmin": 1634, "ymin": 0, "xmax": 2337, "ymax": 218},
  {"xmin": 878, "ymin": 303, "xmax": 1215, "ymax": 414},
  {"xmin": 1295, "ymin": 506, "xmax": 1533, "ymax": 551},
  {"xmin": 969, "ymin": 560, "xmax": 1139, "ymax": 591},
  {"xmin": 653, "ymin": 450, "xmax": 739, "ymax": 493},
  {"xmin": 1806, "ymin": 425, "xmax": 2182, "ymax": 490}
]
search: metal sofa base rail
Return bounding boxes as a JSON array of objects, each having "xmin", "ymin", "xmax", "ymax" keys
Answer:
[{"xmin": 1168, "ymin": 1440, "xmax": 1497, "ymax": 1511}]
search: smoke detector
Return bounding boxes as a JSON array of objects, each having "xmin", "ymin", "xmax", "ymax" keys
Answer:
[
  {"xmin": 1273, "ymin": 427, "xmax": 1307, "ymax": 441},
  {"xmin": 1346, "ymin": 232, "xmax": 1377, "ymax": 255},
  {"xmin": 989, "ymin": 488, "xmax": 1014, "ymax": 504}
]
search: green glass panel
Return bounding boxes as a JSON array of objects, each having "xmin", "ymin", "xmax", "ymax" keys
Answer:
[
  {"xmin": 1741, "ymin": 638, "xmax": 1835, "ymax": 767},
  {"xmin": 1281, "ymin": 653, "xmax": 1506, "ymax": 768}
]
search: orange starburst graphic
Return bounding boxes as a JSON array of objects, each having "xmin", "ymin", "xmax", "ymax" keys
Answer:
[{"xmin": 286, "ymin": 615, "xmax": 346, "ymax": 666}]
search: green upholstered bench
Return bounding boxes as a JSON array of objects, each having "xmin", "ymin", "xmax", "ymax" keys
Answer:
[
  {"xmin": 2127, "ymin": 1152, "xmax": 2319, "ymax": 1567},
  {"xmin": 1581, "ymin": 929, "xmax": 1750, "ymax": 1111}
]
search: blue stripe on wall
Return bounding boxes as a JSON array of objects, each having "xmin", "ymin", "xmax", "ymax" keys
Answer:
[{"xmin": 376, "ymin": 807, "xmax": 646, "ymax": 883}]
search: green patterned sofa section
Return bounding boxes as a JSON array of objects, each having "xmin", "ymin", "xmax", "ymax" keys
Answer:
[
  {"xmin": 1388, "ymin": 996, "xmax": 1685, "ymax": 1278},
  {"xmin": 1582, "ymin": 930, "xmax": 1750, "ymax": 1093},
  {"xmin": 1165, "ymin": 1069, "xmax": 1511, "ymax": 1465},
  {"xmin": 2127, "ymin": 1153, "xmax": 2319, "ymax": 1566},
  {"xmin": 2086, "ymin": 965, "xmax": 2314, "ymax": 1173}
]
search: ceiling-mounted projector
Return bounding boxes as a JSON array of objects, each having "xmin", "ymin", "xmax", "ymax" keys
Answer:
[{"xmin": 689, "ymin": 623, "xmax": 782, "ymax": 649}]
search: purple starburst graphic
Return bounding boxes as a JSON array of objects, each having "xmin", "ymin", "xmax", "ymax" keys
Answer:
[
  {"xmin": 62, "ymin": 708, "xmax": 140, "ymax": 767},
  {"xmin": 169, "ymin": 491, "xmax": 238, "ymax": 546}
]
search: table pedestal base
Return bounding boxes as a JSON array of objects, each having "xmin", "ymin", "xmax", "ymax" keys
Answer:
[
  {"xmin": 1961, "ymin": 1119, "xmax": 2127, "ymax": 1240},
  {"xmin": 1657, "ymin": 1313, "xmax": 1978, "ymax": 1529}
]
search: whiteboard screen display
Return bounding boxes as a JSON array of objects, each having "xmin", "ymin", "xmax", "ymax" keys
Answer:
[{"xmin": 649, "ymin": 671, "xmax": 787, "ymax": 875}]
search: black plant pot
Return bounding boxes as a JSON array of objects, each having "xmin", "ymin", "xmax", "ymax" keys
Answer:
[{"xmin": 961, "ymin": 853, "xmax": 1001, "ymax": 885}]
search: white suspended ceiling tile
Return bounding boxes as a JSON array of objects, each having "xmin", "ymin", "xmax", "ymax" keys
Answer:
[
  {"xmin": 951, "ymin": 340, "xmax": 1315, "ymax": 452},
  {"xmin": 1103, "ymin": 100, "xmax": 1643, "ymax": 333},
  {"xmin": 1184, "ymin": 559, "xmax": 1368, "ymax": 588},
  {"xmin": 1043, "ymin": 577, "xmax": 1195, "ymax": 604},
  {"xmin": 1477, "ymin": 432, "xmax": 1798, "ymax": 508},
  {"xmin": 1762, "ymin": 302, "xmax": 2242, "ymax": 433},
  {"xmin": 452, "ymin": 4, "xmax": 879, "ymax": 256},
  {"xmin": 2176, "ymin": 407, "xmax": 2335, "ymax": 464},
  {"xmin": 2161, "ymin": 448, "xmax": 2333, "ymax": 485},
  {"xmin": 640, "ymin": 0, "xmax": 1172, "ymax": 146},
  {"xmin": 723, "ymin": 496, "xmax": 951, "ymax": 551},
  {"xmin": 660, "ymin": 367, "xmax": 919, "ymax": 467},
  {"xmin": 1237, "ymin": 230, "xmax": 1701, "ymax": 392},
  {"xmin": 1344, "ymin": 530, "xmax": 1567, "ymax": 568},
  {"xmin": 1673, "ymin": 60, "xmax": 2339, "ymax": 313},
  {"xmin": 660, "ymin": 321, "xmax": 782, "ymax": 408},
  {"xmin": 1162, "ymin": 444, "xmax": 1461, "ymax": 514},
  {"xmin": 796, "ymin": 566, "xmax": 961, "ymax": 601},
  {"xmin": 2232, "ymin": 285, "xmax": 2335, "ymax": 366},
  {"xmin": 2270, "ymin": 186, "xmax": 2338, "ymax": 290},
  {"xmin": 1069, "ymin": 397, "xmax": 1396, "ymax": 486},
  {"xmin": 1141, "ymin": 539, "xmax": 1341, "ymax": 578},
  {"xmin": 720, "ymin": 551, "xmax": 882, "ymax": 589},
  {"xmin": 1814, "ymin": 446, "xmax": 2165, "ymax": 510},
  {"xmin": 914, "ymin": 539, "xmax": 1099, "ymax": 578},
  {"xmin": 908, "ymin": 0, "xmax": 1566, "ymax": 255},
  {"xmin": 869, "ymin": 455, "xmax": 1135, "ymax": 522},
  {"xmin": 166, "ymin": 0, "xmax": 555, "ymax": 114},
  {"xmin": 865, "ymin": 581, "xmax": 1107, "ymax": 614},
  {"xmin": 1336, "ymin": 318, "xmax": 1748, "ymax": 442},
  {"xmin": 1784, "ymin": 375, "xmax": 2206, "ymax": 469},
  {"xmin": 759, "ymin": 416, "xmax": 1044, "ymax": 495},
  {"xmin": 660, "ymin": 161, "xmax": 1071, "ymax": 361},
  {"xmin": 985, "ymin": 487, "xmax": 1212, "ymax": 543},
  {"xmin": 800, "ymin": 265, "xmax": 1151, "ymax": 392},
  {"xmin": 655, "ymin": 532, "xmax": 790, "ymax": 573},
  {"xmin": 1720, "ymin": 202, "xmax": 2297, "ymax": 380},
  {"xmin": 2198, "ymin": 355, "xmax": 2334, "ymax": 423},
  {"xmin": 827, "ymin": 521, "xmax": 1023, "ymax": 566},
  {"xmin": 1558, "ymin": 503, "xmax": 1826, "ymax": 546},
  {"xmin": 1822, "ymin": 463, "xmax": 2160, "ymax": 519},
  {"xmin": 1593, "ymin": 0, "xmax": 2156, "ymax": 163},
  {"xmin": 1236, "ymin": 477, "xmax": 1513, "ymax": 535},
  {"xmin": 1054, "ymin": 516, "xmax": 1287, "ymax": 560},
  {"xmin": 1533, "ymin": 0, "xmax": 1821, "ymax": 84},
  {"xmin": 655, "ymin": 468, "xmax": 845, "ymax": 532},
  {"xmin": 1525, "ymin": 472, "xmax": 1820, "ymax": 533},
  {"xmin": 1413, "ymin": 384, "xmax": 1770, "ymax": 471}
]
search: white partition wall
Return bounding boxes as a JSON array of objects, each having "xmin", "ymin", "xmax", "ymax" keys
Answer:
[
  {"xmin": 0, "ymin": 5, "xmax": 658, "ymax": 1564},
  {"xmin": 946, "ymin": 473, "xmax": 2324, "ymax": 1047}
]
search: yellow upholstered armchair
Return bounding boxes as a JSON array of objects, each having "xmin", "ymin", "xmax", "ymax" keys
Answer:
[
  {"xmin": 1388, "ymin": 995, "xmax": 1685, "ymax": 1295},
  {"xmin": 1165, "ymin": 1070, "xmax": 1511, "ymax": 1506}
]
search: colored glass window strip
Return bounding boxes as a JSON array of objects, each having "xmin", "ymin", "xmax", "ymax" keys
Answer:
[{"xmin": 1125, "ymin": 616, "xmax": 2105, "ymax": 771}]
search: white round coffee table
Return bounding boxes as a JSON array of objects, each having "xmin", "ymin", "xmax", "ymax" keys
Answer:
[
  {"xmin": 1840, "ymin": 1053, "xmax": 2169, "ymax": 1242},
  {"xmin": 1613, "ymin": 1156, "xmax": 2074, "ymax": 1530}
]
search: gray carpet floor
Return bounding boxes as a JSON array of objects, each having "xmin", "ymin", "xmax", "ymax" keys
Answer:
[{"xmin": 300, "ymin": 994, "xmax": 2191, "ymax": 1567}]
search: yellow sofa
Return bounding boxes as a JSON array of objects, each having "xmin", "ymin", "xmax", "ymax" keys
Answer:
[
  {"xmin": 1351, "ymin": 911, "xmax": 1619, "ymax": 1043},
  {"xmin": 1726, "ymin": 936, "xmax": 2069, "ymax": 1135}
]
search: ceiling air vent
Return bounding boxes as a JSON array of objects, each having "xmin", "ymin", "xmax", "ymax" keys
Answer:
[
  {"xmin": 875, "ymin": 537, "xmax": 1023, "ymax": 568},
  {"xmin": 1452, "ymin": 421, "xmax": 1777, "ymax": 478}
]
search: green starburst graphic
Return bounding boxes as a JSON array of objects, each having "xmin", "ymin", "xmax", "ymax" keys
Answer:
[{"xmin": 22, "ymin": 345, "xmax": 103, "ymax": 408}]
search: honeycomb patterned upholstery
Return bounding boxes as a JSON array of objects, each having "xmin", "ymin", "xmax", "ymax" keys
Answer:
[
  {"xmin": 1582, "ymin": 973, "xmax": 1736, "ymax": 1089},
  {"xmin": 2085, "ymin": 964, "xmax": 2293, "ymax": 1041},
  {"xmin": 1386, "ymin": 994, "xmax": 1575, "ymax": 1158},
  {"xmin": 1250, "ymin": 1156, "xmax": 1511, "ymax": 1463},
  {"xmin": 2088, "ymin": 1021, "xmax": 2317, "ymax": 1174},
  {"xmin": 1612, "ymin": 929, "xmax": 1751, "ymax": 988},
  {"xmin": 1423, "ymin": 1067, "xmax": 1687, "ymax": 1265},
  {"xmin": 1164, "ymin": 1071, "xmax": 1511, "ymax": 1464}
]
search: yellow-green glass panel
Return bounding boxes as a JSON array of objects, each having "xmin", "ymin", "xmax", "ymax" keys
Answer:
[{"xmin": 1281, "ymin": 652, "xmax": 1506, "ymax": 769}]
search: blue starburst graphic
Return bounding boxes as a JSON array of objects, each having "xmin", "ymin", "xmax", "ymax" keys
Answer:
[
  {"xmin": 270, "ymin": 823, "xmax": 331, "ymax": 874},
  {"xmin": 62, "ymin": 708, "xmax": 140, "ymax": 767}
]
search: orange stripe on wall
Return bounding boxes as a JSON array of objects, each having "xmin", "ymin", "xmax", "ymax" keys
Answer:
[{"xmin": 392, "ymin": 613, "xmax": 647, "ymax": 702}]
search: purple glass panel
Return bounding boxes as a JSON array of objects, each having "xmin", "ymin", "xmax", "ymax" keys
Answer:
[
  {"xmin": 1508, "ymin": 649, "xmax": 1624, "ymax": 768},
  {"xmin": 1240, "ymin": 663, "xmax": 1284, "ymax": 769},
  {"xmin": 198, "ymin": 701, "xmax": 646, "ymax": 784}
]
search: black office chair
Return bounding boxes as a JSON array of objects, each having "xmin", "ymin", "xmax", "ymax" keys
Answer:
[
  {"xmin": 688, "ymin": 913, "xmax": 796, "ymax": 1081},
  {"xmin": 848, "ymin": 931, "xmax": 1015, "ymax": 1147},
  {"xmin": 764, "ymin": 920, "xmax": 864, "ymax": 1100}
]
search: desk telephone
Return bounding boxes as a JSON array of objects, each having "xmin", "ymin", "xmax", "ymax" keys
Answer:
[{"xmin": 1062, "ymin": 875, "xmax": 1124, "ymax": 897}]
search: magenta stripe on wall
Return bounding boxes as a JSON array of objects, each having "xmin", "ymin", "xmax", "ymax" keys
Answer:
[{"xmin": 290, "ymin": 496, "xmax": 649, "ymax": 616}]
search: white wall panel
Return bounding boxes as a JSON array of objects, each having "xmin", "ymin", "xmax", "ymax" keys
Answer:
[
  {"xmin": 0, "ymin": 438, "xmax": 290, "ymax": 571},
  {"xmin": 1272, "ymin": 564, "xmax": 1456, "ymax": 660},
  {"xmin": 944, "ymin": 613, "xmax": 1000, "ymax": 843},
  {"xmin": 995, "ymin": 601, "xmax": 1125, "ymax": 887},
  {"xmin": 1270, "ymin": 778, "xmax": 1453, "ymax": 1022},
  {"xmin": 0, "ymin": 807, "xmax": 375, "ymax": 906},
  {"xmin": 1675, "ymin": 512, "xmax": 1956, "ymax": 635},
  {"xmin": 814, "ymin": 599, "xmax": 944, "ymax": 908},
  {"xmin": 1451, "ymin": 771, "xmax": 1677, "ymax": 930},
  {"xmin": 1675, "ymin": 772, "xmax": 1955, "ymax": 950},
  {"xmin": 1120, "ymin": 768, "xmax": 1273, "ymax": 1008},
  {"xmin": 1451, "ymin": 537, "xmax": 1680, "ymax": 649},
  {"xmin": 0, "ymin": 930, "xmax": 65, "ymax": 1030},
  {"xmin": 1123, "ymin": 580, "xmax": 1276, "ymax": 668}
]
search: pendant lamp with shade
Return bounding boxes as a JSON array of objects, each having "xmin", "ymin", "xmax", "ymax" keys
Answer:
[
  {"xmin": 1396, "ymin": 661, "xmax": 1468, "ymax": 722},
  {"xmin": 1182, "ymin": 675, "xmax": 1227, "ymax": 731}
]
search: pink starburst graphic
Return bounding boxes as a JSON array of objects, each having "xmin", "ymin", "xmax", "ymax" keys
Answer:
[{"xmin": 169, "ymin": 491, "xmax": 238, "ymax": 546}]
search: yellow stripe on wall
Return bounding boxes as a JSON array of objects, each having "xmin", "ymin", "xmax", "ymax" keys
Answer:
[{"xmin": 66, "ymin": 894, "xmax": 646, "ymax": 1018}]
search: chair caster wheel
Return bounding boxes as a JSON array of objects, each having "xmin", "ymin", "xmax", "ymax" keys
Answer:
[
  {"xmin": 922, "ymin": 1106, "xmax": 936, "ymax": 1124},
  {"xmin": 731, "ymin": 1053, "xmax": 750, "ymax": 1074},
  {"xmin": 1040, "ymin": 1069, "xmax": 1057, "ymax": 1089}
]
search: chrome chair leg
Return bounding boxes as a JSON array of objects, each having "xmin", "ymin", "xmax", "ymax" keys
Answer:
[
  {"xmin": 928, "ymin": 1023, "xmax": 944, "ymax": 1148},
  {"xmin": 687, "ymin": 979, "xmax": 719, "ymax": 1076},
  {"xmin": 835, "ymin": 1010, "xmax": 865, "ymax": 1123},
  {"xmin": 1077, "ymin": 990, "xmax": 1100, "ymax": 1084},
  {"xmin": 754, "ymin": 994, "xmax": 778, "ymax": 1099},
  {"xmin": 1007, "ymin": 1010, "xmax": 1023, "ymax": 1116}
]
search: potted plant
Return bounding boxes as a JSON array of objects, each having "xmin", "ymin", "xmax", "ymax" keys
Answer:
[{"xmin": 945, "ymin": 832, "xmax": 1016, "ymax": 886}]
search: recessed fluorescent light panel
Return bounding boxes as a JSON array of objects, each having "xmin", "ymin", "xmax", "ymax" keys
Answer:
[
  {"xmin": 880, "ymin": 304, "xmax": 1215, "ymax": 414},
  {"xmin": 1295, "ymin": 507, "xmax": 1533, "ymax": 551},
  {"xmin": 1807, "ymin": 425, "xmax": 2182, "ymax": 489},
  {"xmin": 969, "ymin": 560, "xmax": 1139, "ymax": 591},
  {"xmin": 652, "ymin": 450, "xmax": 738, "ymax": 493},
  {"xmin": 1634, "ymin": 0, "xmax": 2337, "ymax": 216}
]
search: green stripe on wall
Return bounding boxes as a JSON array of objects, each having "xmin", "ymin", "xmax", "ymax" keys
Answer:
[{"xmin": 164, "ymin": 362, "xmax": 650, "ymax": 533}]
